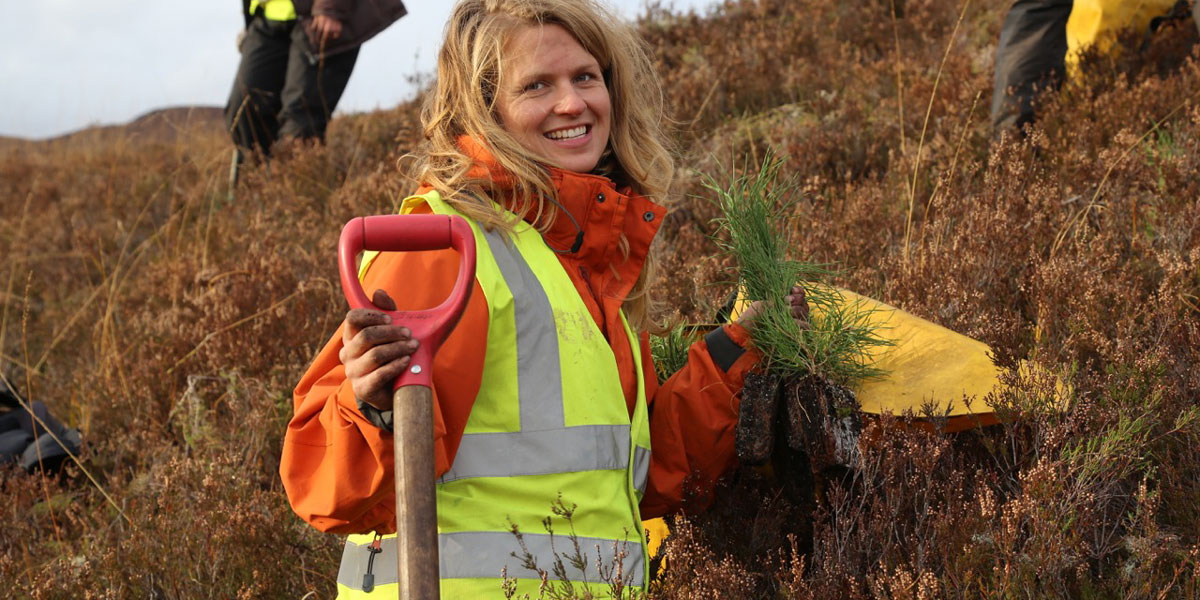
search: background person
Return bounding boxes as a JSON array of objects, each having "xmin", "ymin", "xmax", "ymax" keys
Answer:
[
  {"xmin": 990, "ymin": 0, "xmax": 1199, "ymax": 134},
  {"xmin": 279, "ymin": 0, "xmax": 807, "ymax": 597},
  {"xmin": 224, "ymin": 0, "xmax": 407, "ymax": 160},
  {"xmin": 991, "ymin": 0, "xmax": 1074, "ymax": 134}
]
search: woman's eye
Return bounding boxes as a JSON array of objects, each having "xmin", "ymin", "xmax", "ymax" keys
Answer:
[
  {"xmin": 523, "ymin": 81, "xmax": 546, "ymax": 92},
  {"xmin": 576, "ymin": 72, "xmax": 599, "ymax": 83}
]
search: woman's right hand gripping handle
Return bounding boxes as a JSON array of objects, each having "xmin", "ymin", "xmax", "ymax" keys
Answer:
[
  {"xmin": 338, "ymin": 289, "xmax": 419, "ymax": 411},
  {"xmin": 337, "ymin": 213, "xmax": 475, "ymax": 407}
]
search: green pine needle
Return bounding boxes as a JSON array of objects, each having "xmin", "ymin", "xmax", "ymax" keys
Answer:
[
  {"xmin": 649, "ymin": 327, "xmax": 692, "ymax": 384},
  {"xmin": 706, "ymin": 152, "xmax": 892, "ymax": 385}
]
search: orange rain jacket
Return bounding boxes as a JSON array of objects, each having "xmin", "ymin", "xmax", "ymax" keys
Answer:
[{"xmin": 281, "ymin": 140, "xmax": 761, "ymax": 534}]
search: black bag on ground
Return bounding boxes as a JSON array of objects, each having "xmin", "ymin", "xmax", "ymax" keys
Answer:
[{"xmin": 0, "ymin": 379, "xmax": 82, "ymax": 473}]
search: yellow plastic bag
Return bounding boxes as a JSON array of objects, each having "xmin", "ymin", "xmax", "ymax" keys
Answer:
[
  {"xmin": 1066, "ymin": 0, "xmax": 1179, "ymax": 74},
  {"xmin": 730, "ymin": 287, "xmax": 1067, "ymax": 431}
]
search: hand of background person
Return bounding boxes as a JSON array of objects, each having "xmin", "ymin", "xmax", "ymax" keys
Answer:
[
  {"xmin": 339, "ymin": 289, "xmax": 418, "ymax": 411},
  {"xmin": 736, "ymin": 285, "xmax": 810, "ymax": 330},
  {"xmin": 310, "ymin": 14, "xmax": 343, "ymax": 45}
]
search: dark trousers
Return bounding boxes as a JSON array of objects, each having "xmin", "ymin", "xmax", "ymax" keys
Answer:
[
  {"xmin": 224, "ymin": 15, "xmax": 360, "ymax": 157},
  {"xmin": 990, "ymin": 0, "xmax": 1074, "ymax": 133}
]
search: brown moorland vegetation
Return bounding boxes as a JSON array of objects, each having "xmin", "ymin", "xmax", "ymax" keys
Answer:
[{"xmin": 1, "ymin": 0, "xmax": 1198, "ymax": 597}]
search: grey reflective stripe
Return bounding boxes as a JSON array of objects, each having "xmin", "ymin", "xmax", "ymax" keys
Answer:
[
  {"xmin": 338, "ymin": 531, "xmax": 646, "ymax": 589},
  {"xmin": 480, "ymin": 226, "xmax": 564, "ymax": 431},
  {"xmin": 439, "ymin": 424, "xmax": 630, "ymax": 484},
  {"xmin": 442, "ymin": 531, "xmax": 645, "ymax": 586},
  {"xmin": 337, "ymin": 537, "xmax": 396, "ymax": 592},
  {"xmin": 632, "ymin": 445, "xmax": 650, "ymax": 495}
]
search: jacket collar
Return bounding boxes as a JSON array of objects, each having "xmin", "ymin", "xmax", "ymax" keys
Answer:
[{"xmin": 457, "ymin": 136, "xmax": 667, "ymax": 303}]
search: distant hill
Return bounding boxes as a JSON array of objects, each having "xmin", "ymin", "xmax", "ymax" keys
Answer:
[
  {"xmin": 0, "ymin": 106, "xmax": 224, "ymax": 151},
  {"xmin": 120, "ymin": 106, "xmax": 225, "ymax": 141}
]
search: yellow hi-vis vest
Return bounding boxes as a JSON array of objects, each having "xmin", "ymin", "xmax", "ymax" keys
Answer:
[
  {"xmin": 249, "ymin": 0, "xmax": 297, "ymax": 21},
  {"xmin": 336, "ymin": 190, "xmax": 653, "ymax": 599}
]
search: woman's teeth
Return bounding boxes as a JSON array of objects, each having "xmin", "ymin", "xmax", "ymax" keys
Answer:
[{"xmin": 546, "ymin": 126, "xmax": 587, "ymax": 140}]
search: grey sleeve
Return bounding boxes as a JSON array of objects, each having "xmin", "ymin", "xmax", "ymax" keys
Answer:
[
  {"xmin": 704, "ymin": 326, "xmax": 748, "ymax": 373},
  {"xmin": 356, "ymin": 398, "xmax": 394, "ymax": 433}
]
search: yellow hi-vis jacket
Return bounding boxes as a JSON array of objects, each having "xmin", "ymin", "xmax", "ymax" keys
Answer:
[
  {"xmin": 249, "ymin": 0, "xmax": 297, "ymax": 21},
  {"xmin": 336, "ymin": 189, "xmax": 653, "ymax": 598}
]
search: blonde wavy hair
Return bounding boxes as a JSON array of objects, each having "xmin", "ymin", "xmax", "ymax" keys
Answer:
[{"xmin": 411, "ymin": 0, "xmax": 675, "ymax": 331}]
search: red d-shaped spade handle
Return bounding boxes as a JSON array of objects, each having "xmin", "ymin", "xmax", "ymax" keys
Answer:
[{"xmin": 338, "ymin": 214, "xmax": 476, "ymax": 389}]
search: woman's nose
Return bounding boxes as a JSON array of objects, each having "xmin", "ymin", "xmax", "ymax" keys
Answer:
[{"xmin": 553, "ymin": 87, "xmax": 586, "ymax": 116}]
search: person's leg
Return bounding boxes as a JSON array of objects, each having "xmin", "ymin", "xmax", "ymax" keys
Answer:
[
  {"xmin": 990, "ymin": 0, "xmax": 1074, "ymax": 135},
  {"xmin": 224, "ymin": 16, "xmax": 293, "ymax": 157},
  {"xmin": 277, "ymin": 25, "xmax": 361, "ymax": 143}
]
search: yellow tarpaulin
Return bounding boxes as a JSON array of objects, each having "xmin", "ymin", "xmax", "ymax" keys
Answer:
[
  {"xmin": 835, "ymin": 289, "xmax": 1004, "ymax": 427},
  {"xmin": 1066, "ymin": 0, "xmax": 1179, "ymax": 74},
  {"xmin": 728, "ymin": 287, "xmax": 1068, "ymax": 431}
]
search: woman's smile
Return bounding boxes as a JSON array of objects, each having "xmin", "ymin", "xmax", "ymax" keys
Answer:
[{"xmin": 545, "ymin": 125, "xmax": 589, "ymax": 141}]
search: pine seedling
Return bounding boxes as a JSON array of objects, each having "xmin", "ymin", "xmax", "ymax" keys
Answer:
[
  {"xmin": 649, "ymin": 327, "xmax": 692, "ymax": 384},
  {"xmin": 706, "ymin": 153, "xmax": 892, "ymax": 385}
]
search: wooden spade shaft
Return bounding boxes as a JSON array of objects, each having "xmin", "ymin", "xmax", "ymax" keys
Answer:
[{"xmin": 393, "ymin": 385, "xmax": 440, "ymax": 599}]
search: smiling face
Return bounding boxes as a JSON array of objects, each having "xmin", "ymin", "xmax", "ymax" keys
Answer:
[{"xmin": 494, "ymin": 23, "xmax": 612, "ymax": 174}]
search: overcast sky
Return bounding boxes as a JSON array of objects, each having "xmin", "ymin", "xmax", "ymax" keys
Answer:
[{"xmin": 0, "ymin": 0, "xmax": 719, "ymax": 140}]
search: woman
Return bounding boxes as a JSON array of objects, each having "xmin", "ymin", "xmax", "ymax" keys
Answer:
[{"xmin": 280, "ymin": 0, "xmax": 807, "ymax": 597}]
